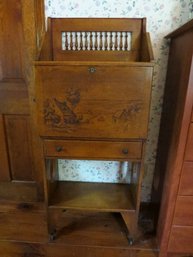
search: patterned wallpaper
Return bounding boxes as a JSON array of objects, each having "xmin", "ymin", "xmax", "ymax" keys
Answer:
[{"xmin": 45, "ymin": 0, "xmax": 193, "ymax": 201}]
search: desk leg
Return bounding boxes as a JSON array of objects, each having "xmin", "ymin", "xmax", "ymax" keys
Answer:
[{"xmin": 121, "ymin": 211, "xmax": 137, "ymax": 245}]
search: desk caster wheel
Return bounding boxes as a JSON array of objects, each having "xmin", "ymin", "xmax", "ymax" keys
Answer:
[
  {"xmin": 49, "ymin": 229, "xmax": 57, "ymax": 241},
  {"xmin": 128, "ymin": 237, "xmax": 134, "ymax": 245}
]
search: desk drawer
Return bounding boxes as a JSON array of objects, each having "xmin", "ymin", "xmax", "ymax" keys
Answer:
[
  {"xmin": 179, "ymin": 162, "xmax": 193, "ymax": 196},
  {"xmin": 44, "ymin": 140, "xmax": 142, "ymax": 160},
  {"xmin": 185, "ymin": 124, "xmax": 193, "ymax": 161},
  {"xmin": 169, "ymin": 226, "xmax": 193, "ymax": 253}
]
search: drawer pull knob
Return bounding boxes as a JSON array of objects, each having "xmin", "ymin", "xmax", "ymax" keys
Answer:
[
  {"xmin": 122, "ymin": 148, "xmax": 129, "ymax": 155},
  {"xmin": 56, "ymin": 146, "xmax": 63, "ymax": 152},
  {"xmin": 88, "ymin": 67, "xmax": 96, "ymax": 73}
]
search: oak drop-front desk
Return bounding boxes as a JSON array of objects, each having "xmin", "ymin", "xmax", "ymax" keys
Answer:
[{"xmin": 34, "ymin": 18, "xmax": 154, "ymax": 244}]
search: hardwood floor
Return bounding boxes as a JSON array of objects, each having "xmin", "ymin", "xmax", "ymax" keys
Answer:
[{"xmin": 0, "ymin": 201, "xmax": 158, "ymax": 257}]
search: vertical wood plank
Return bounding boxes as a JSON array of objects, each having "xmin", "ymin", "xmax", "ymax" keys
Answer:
[
  {"xmin": 22, "ymin": 0, "xmax": 46, "ymax": 200},
  {"xmin": 5, "ymin": 115, "xmax": 34, "ymax": 181},
  {"xmin": 0, "ymin": 114, "xmax": 11, "ymax": 181},
  {"xmin": 0, "ymin": 0, "xmax": 24, "ymax": 79},
  {"xmin": 0, "ymin": 1, "xmax": 4, "ymax": 81},
  {"xmin": 34, "ymin": 0, "xmax": 45, "ymax": 53}
]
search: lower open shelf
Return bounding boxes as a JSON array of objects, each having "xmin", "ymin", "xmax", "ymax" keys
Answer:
[{"xmin": 49, "ymin": 181, "xmax": 135, "ymax": 212}]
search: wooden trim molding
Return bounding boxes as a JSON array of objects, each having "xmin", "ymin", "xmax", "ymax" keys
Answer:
[{"xmin": 0, "ymin": 114, "xmax": 11, "ymax": 181}]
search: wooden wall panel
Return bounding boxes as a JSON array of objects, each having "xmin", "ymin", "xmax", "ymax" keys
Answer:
[
  {"xmin": 0, "ymin": 0, "xmax": 45, "ymax": 186},
  {"xmin": 0, "ymin": 0, "xmax": 24, "ymax": 80},
  {"xmin": 0, "ymin": 0, "xmax": 46, "ymax": 203},
  {"xmin": 0, "ymin": 81, "xmax": 29, "ymax": 115},
  {"xmin": 4, "ymin": 115, "xmax": 34, "ymax": 181},
  {"xmin": 23, "ymin": 0, "xmax": 47, "ymax": 199},
  {"xmin": 0, "ymin": 181, "xmax": 38, "ymax": 201},
  {"xmin": 0, "ymin": 114, "xmax": 10, "ymax": 181},
  {"xmin": 34, "ymin": 0, "xmax": 46, "ymax": 54},
  {"xmin": 0, "ymin": 0, "xmax": 31, "ymax": 183}
]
